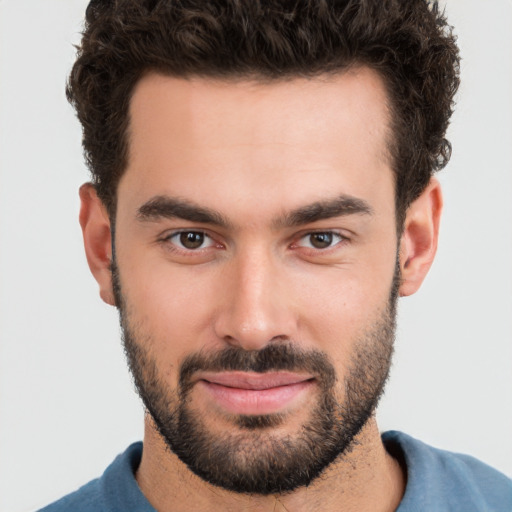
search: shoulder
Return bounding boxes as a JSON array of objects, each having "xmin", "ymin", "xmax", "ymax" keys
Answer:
[
  {"xmin": 37, "ymin": 442, "xmax": 154, "ymax": 512},
  {"xmin": 37, "ymin": 477, "xmax": 104, "ymax": 512},
  {"xmin": 382, "ymin": 430, "xmax": 512, "ymax": 512}
]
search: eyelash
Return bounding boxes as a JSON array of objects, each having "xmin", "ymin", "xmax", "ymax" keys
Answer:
[
  {"xmin": 158, "ymin": 229, "xmax": 348, "ymax": 255},
  {"xmin": 159, "ymin": 230, "xmax": 220, "ymax": 253},
  {"xmin": 294, "ymin": 231, "xmax": 347, "ymax": 251}
]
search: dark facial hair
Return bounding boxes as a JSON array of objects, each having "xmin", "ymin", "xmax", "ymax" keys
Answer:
[{"xmin": 112, "ymin": 260, "xmax": 399, "ymax": 495}]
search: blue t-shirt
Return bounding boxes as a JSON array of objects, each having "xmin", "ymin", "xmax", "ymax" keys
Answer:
[{"xmin": 38, "ymin": 431, "xmax": 512, "ymax": 511}]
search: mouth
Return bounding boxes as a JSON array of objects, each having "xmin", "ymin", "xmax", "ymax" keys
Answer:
[{"xmin": 195, "ymin": 371, "xmax": 316, "ymax": 416}]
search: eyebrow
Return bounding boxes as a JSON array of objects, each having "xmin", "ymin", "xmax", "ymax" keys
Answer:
[
  {"xmin": 136, "ymin": 193, "xmax": 373, "ymax": 228},
  {"xmin": 276, "ymin": 194, "xmax": 373, "ymax": 228},
  {"xmin": 137, "ymin": 196, "xmax": 231, "ymax": 228}
]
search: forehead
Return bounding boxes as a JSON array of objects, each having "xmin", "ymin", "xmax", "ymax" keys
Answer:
[{"xmin": 119, "ymin": 68, "xmax": 394, "ymax": 219}]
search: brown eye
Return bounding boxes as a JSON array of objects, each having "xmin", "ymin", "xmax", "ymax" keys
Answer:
[
  {"xmin": 309, "ymin": 232, "xmax": 333, "ymax": 249},
  {"xmin": 179, "ymin": 232, "xmax": 205, "ymax": 249},
  {"xmin": 296, "ymin": 231, "xmax": 344, "ymax": 250}
]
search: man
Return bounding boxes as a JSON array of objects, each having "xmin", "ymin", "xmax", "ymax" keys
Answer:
[{"xmin": 39, "ymin": 0, "xmax": 512, "ymax": 510}]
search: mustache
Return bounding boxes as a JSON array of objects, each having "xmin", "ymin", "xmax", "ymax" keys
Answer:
[{"xmin": 179, "ymin": 343, "xmax": 336, "ymax": 391}]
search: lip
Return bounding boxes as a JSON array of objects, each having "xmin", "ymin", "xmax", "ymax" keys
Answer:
[{"xmin": 195, "ymin": 371, "xmax": 315, "ymax": 415}]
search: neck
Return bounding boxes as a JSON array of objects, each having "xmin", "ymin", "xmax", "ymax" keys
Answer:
[{"xmin": 136, "ymin": 415, "xmax": 405, "ymax": 512}]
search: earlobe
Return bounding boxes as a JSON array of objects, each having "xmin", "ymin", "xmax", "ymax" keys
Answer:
[
  {"xmin": 79, "ymin": 183, "xmax": 116, "ymax": 306},
  {"xmin": 399, "ymin": 178, "xmax": 442, "ymax": 297}
]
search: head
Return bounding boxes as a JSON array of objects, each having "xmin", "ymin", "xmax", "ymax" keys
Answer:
[
  {"xmin": 73, "ymin": 0, "xmax": 459, "ymax": 496},
  {"xmin": 68, "ymin": 0, "xmax": 459, "ymax": 229}
]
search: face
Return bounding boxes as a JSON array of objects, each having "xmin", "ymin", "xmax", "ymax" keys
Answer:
[{"xmin": 112, "ymin": 68, "xmax": 400, "ymax": 493}]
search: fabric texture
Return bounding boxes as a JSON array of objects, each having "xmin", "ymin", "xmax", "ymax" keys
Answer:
[
  {"xmin": 38, "ymin": 431, "xmax": 512, "ymax": 512},
  {"xmin": 382, "ymin": 431, "xmax": 512, "ymax": 512}
]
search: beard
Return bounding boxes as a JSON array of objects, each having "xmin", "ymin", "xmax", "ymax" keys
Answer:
[{"xmin": 112, "ymin": 261, "xmax": 399, "ymax": 495}]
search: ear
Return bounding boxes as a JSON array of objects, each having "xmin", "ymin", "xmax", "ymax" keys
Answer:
[
  {"xmin": 79, "ymin": 183, "xmax": 116, "ymax": 306},
  {"xmin": 398, "ymin": 178, "xmax": 442, "ymax": 297}
]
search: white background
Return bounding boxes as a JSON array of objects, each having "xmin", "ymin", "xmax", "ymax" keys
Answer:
[{"xmin": 0, "ymin": 1, "xmax": 511, "ymax": 511}]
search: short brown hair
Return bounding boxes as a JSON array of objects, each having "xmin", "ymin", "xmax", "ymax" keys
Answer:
[{"xmin": 67, "ymin": 0, "xmax": 460, "ymax": 226}]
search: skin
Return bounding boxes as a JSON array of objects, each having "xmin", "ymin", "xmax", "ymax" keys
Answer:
[{"xmin": 79, "ymin": 67, "xmax": 442, "ymax": 511}]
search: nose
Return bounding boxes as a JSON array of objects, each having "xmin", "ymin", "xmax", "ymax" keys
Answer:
[{"xmin": 213, "ymin": 247, "xmax": 297, "ymax": 351}]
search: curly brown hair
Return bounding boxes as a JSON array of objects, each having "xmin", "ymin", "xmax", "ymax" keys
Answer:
[{"xmin": 67, "ymin": 0, "xmax": 460, "ymax": 227}]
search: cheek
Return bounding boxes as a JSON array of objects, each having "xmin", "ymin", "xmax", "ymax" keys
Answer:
[
  {"xmin": 118, "ymin": 255, "xmax": 222, "ymax": 367},
  {"xmin": 294, "ymin": 254, "xmax": 397, "ymax": 360}
]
